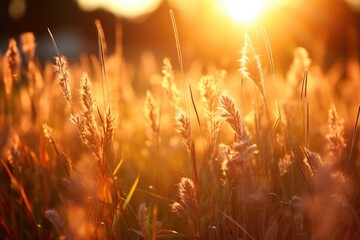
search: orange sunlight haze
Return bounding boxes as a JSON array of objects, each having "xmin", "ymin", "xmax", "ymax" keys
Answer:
[{"xmin": 220, "ymin": 0, "xmax": 266, "ymax": 23}]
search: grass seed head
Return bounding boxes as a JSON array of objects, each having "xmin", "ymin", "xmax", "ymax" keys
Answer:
[
  {"xmin": 239, "ymin": 34, "xmax": 264, "ymax": 96},
  {"xmin": 3, "ymin": 38, "xmax": 21, "ymax": 95},
  {"xmin": 21, "ymin": 32, "xmax": 36, "ymax": 62}
]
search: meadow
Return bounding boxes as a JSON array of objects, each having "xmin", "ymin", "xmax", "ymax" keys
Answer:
[{"xmin": 1, "ymin": 18, "xmax": 360, "ymax": 240}]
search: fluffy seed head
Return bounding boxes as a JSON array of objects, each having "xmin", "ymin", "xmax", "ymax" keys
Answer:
[
  {"xmin": 178, "ymin": 177, "xmax": 197, "ymax": 208},
  {"xmin": 220, "ymin": 94, "xmax": 249, "ymax": 142},
  {"xmin": 54, "ymin": 56, "xmax": 71, "ymax": 104},
  {"xmin": 105, "ymin": 105, "xmax": 117, "ymax": 143},
  {"xmin": 21, "ymin": 32, "xmax": 36, "ymax": 62},
  {"xmin": 3, "ymin": 38, "xmax": 21, "ymax": 95},
  {"xmin": 144, "ymin": 90, "xmax": 160, "ymax": 137},
  {"xmin": 287, "ymin": 47, "xmax": 311, "ymax": 88},
  {"xmin": 326, "ymin": 104, "xmax": 346, "ymax": 163},
  {"xmin": 42, "ymin": 124, "xmax": 54, "ymax": 143},
  {"xmin": 162, "ymin": 58, "xmax": 179, "ymax": 107},
  {"xmin": 239, "ymin": 34, "xmax": 264, "ymax": 96},
  {"xmin": 279, "ymin": 153, "xmax": 293, "ymax": 176},
  {"xmin": 176, "ymin": 110, "xmax": 194, "ymax": 158},
  {"xmin": 301, "ymin": 147, "xmax": 323, "ymax": 175}
]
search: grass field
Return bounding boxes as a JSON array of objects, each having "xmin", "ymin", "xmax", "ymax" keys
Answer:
[{"xmin": 1, "ymin": 19, "xmax": 360, "ymax": 239}]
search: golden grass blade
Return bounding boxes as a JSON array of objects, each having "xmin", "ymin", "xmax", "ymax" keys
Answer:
[
  {"xmin": 189, "ymin": 84, "xmax": 201, "ymax": 127},
  {"xmin": 112, "ymin": 155, "xmax": 124, "ymax": 177},
  {"xmin": 271, "ymin": 99, "xmax": 282, "ymax": 137},
  {"xmin": 123, "ymin": 173, "xmax": 140, "ymax": 210},
  {"xmin": 169, "ymin": 10, "xmax": 184, "ymax": 80},
  {"xmin": 95, "ymin": 19, "xmax": 110, "ymax": 109},
  {"xmin": 262, "ymin": 27, "xmax": 276, "ymax": 83},
  {"xmin": 47, "ymin": 28, "xmax": 61, "ymax": 57},
  {"xmin": 112, "ymin": 174, "xmax": 139, "ymax": 233},
  {"xmin": 300, "ymin": 70, "xmax": 308, "ymax": 101}
]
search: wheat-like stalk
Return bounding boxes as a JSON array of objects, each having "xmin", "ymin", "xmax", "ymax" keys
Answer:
[
  {"xmin": 105, "ymin": 105, "xmax": 117, "ymax": 144},
  {"xmin": 170, "ymin": 177, "xmax": 199, "ymax": 236},
  {"xmin": 278, "ymin": 153, "xmax": 294, "ymax": 176},
  {"xmin": 300, "ymin": 146, "xmax": 323, "ymax": 176},
  {"xmin": 220, "ymin": 93, "xmax": 249, "ymax": 142},
  {"xmin": 199, "ymin": 73, "xmax": 223, "ymax": 154},
  {"xmin": 162, "ymin": 58, "xmax": 179, "ymax": 108},
  {"xmin": 21, "ymin": 32, "xmax": 43, "ymax": 98},
  {"xmin": 54, "ymin": 56, "xmax": 72, "ymax": 108},
  {"xmin": 176, "ymin": 110, "xmax": 194, "ymax": 158},
  {"xmin": 326, "ymin": 104, "xmax": 346, "ymax": 165},
  {"xmin": 287, "ymin": 47, "xmax": 311, "ymax": 89},
  {"xmin": 3, "ymin": 38, "xmax": 21, "ymax": 96},
  {"xmin": 144, "ymin": 90, "xmax": 160, "ymax": 147},
  {"xmin": 239, "ymin": 34, "xmax": 264, "ymax": 97},
  {"xmin": 178, "ymin": 177, "xmax": 198, "ymax": 212},
  {"xmin": 176, "ymin": 109, "xmax": 199, "ymax": 193},
  {"xmin": 79, "ymin": 74, "xmax": 102, "ymax": 161},
  {"xmin": 20, "ymin": 32, "xmax": 36, "ymax": 63}
]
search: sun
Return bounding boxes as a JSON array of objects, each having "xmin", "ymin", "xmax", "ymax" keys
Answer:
[{"xmin": 220, "ymin": 0, "xmax": 266, "ymax": 23}]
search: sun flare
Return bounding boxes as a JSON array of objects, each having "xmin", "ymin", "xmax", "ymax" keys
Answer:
[{"xmin": 220, "ymin": 0, "xmax": 266, "ymax": 23}]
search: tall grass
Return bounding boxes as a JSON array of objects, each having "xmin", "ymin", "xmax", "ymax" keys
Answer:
[{"xmin": 1, "ymin": 20, "xmax": 360, "ymax": 240}]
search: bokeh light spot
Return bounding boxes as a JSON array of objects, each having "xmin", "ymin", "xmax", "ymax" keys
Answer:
[
  {"xmin": 77, "ymin": 0, "xmax": 162, "ymax": 19},
  {"xmin": 9, "ymin": 0, "xmax": 26, "ymax": 20}
]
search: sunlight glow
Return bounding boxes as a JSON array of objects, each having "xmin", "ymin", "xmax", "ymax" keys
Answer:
[
  {"xmin": 77, "ymin": 0, "xmax": 162, "ymax": 19},
  {"xmin": 220, "ymin": 0, "xmax": 266, "ymax": 23}
]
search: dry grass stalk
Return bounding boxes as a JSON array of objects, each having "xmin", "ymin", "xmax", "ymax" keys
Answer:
[
  {"xmin": 20, "ymin": 32, "xmax": 36, "ymax": 63},
  {"xmin": 220, "ymin": 141, "xmax": 256, "ymax": 182},
  {"xmin": 79, "ymin": 74, "xmax": 103, "ymax": 161},
  {"xmin": 104, "ymin": 105, "xmax": 117, "ymax": 144},
  {"xmin": 144, "ymin": 91, "xmax": 160, "ymax": 147},
  {"xmin": 70, "ymin": 114, "xmax": 87, "ymax": 144},
  {"xmin": 42, "ymin": 124, "xmax": 59, "ymax": 153},
  {"xmin": 300, "ymin": 147, "xmax": 323, "ymax": 176},
  {"xmin": 278, "ymin": 153, "xmax": 293, "ymax": 176},
  {"xmin": 239, "ymin": 34, "xmax": 265, "ymax": 97},
  {"xmin": 21, "ymin": 33, "xmax": 43, "ymax": 98},
  {"xmin": 199, "ymin": 73, "xmax": 223, "ymax": 157},
  {"xmin": 162, "ymin": 58, "xmax": 179, "ymax": 108},
  {"xmin": 220, "ymin": 94, "xmax": 249, "ymax": 142},
  {"xmin": 287, "ymin": 47, "xmax": 311, "ymax": 89},
  {"xmin": 176, "ymin": 111, "xmax": 192, "ymax": 150},
  {"xmin": 3, "ymin": 38, "xmax": 21, "ymax": 95},
  {"xmin": 326, "ymin": 104, "xmax": 346, "ymax": 165},
  {"xmin": 176, "ymin": 110, "xmax": 198, "ymax": 185},
  {"xmin": 54, "ymin": 56, "xmax": 72, "ymax": 108},
  {"xmin": 170, "ymin": 177, "xmax": 199, "ymax": 236}
]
